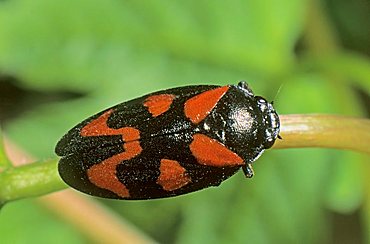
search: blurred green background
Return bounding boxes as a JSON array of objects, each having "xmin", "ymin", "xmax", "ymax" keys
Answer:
[{"xmin": 0, "ymin": 0, "xmax": 369, "ymax": 243}]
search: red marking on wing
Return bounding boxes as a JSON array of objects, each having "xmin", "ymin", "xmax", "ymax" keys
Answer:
[
  {"xmin": 190, "ymin": 134, "xmax": 244, "ymax": 167},
  {"xmin": 81, "ymin": 109, "xmax": 140, "ymax": 141},
  {"xmin": 157, "ymin": 159, "xmax": 191, "ymax": 191},
  {"xmin": 87, "ymin": 141, "xmax": 142, "ymax": 198},
  {"xmin": 184, "ymin": 86, "xmax": 229, "ymax": 124},
  {"xmin": 81, "ymin": 109, "xmax": 142, "ymax": 198},
  {"xmin": 144, "ymin": 94, "xmax": 176, "ymax": 117}
]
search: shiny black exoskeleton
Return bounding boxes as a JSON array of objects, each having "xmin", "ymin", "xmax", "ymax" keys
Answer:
[{"xmin": 56, "ymin": 81, "xmax": 280, "ymax": 200}]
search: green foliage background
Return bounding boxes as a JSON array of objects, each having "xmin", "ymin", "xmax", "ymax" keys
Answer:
[{"xmin": 0, "ymin": 0, "xmax": 369, "ymax": 243}]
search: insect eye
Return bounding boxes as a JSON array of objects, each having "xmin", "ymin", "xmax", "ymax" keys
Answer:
[{"xmin": 263, "ymin": 137, "xmax": 275, "ymax": 149}]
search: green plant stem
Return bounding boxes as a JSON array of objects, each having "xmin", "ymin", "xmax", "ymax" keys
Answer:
[
  {"xmin": 273, "ymin": 114, "xmax": 370, "ymax": 154},
  {"xmin": 0, "ymin": 159, "xmax": 67, "ymax": 205}
]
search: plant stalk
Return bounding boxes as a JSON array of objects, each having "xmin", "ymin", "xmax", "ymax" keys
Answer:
[{"xmin": 273, "ymin": 114, "xmax": 370, "ymax": 154}]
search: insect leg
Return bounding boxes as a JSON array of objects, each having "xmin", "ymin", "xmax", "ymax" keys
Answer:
[{"xmin": 242, "ymin": 164, "xmax": 254, "ymax": 178}]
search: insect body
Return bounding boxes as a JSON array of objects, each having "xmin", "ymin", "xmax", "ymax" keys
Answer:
[{"xmin": 55, "ymin": 82, "xmax": 280, "ymax": 200}]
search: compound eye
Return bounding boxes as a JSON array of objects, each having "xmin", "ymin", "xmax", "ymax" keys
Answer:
[
  {"xmin": 256, "ymin": 97, "xmax": 268, "ymax": 112},
  {"xmin": 263, "ymin": 138, "xmax": 275, "ymax": 149}
]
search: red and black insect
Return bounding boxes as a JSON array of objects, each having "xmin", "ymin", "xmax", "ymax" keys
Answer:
[{"xmin": 55, "ymin": 82, "xmax": 280, "ymax": 200}]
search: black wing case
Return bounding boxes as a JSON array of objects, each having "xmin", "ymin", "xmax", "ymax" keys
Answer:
[{"xmin": 57, "ymin": 85, "xmax": 244, "ymax": 199}]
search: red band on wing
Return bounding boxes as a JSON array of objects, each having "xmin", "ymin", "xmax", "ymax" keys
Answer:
[
  {"xmin": 81, "ymin": 109, "xmax": 140, "ymax": 141},
  {"xmin": 184, "ymin": 86, "xmax": 229, "ymax": 124},
  {"xmin": 87, "ymin": 141, "xmax": 142, "ymax": 198},
  {"xmin": 144, "ymin": 94, "xmax": 176, "ymax": 117},
  {"xmin": 190, "ymin": 134, "xmax": 244, "ymax": 167},
  {"xmin": 81, "ymin": 109, "xmax": 142, "ymax": 198},
  {"xmin": 157, "ymin": 159, "xmax": 191, "ymax": 191}
]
